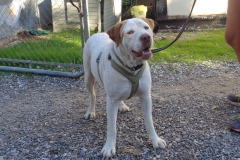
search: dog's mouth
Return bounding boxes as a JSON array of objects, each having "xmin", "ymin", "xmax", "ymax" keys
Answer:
[{"xmin": 132, "ymin": 47, "xmax": 152, "ymax": 60}]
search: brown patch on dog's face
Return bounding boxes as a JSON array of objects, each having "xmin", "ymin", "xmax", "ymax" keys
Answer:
[
  {"xmin": 106, "ymin": 20, "xmax": 127, "ymax": 47},
  {"xmin": 107, "ymin": 18, "xmax": 155, "ymax": 47},
  {"xmin": 140, "ymin": 18, "xmax": 155, "ymax": 31}
]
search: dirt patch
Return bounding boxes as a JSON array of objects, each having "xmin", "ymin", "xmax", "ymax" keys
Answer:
[{"xmin": 0, "ymin": 30, "xmax": 51, "ymax": 47}]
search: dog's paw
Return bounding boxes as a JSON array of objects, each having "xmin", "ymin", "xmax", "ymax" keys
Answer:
[
  {"xmin": 84, "ymin": 111, "xmax": 95, "ymax": 119},
  {"xmin": 101, "ymin": 143, "xmax": 116, "ymax": 158},
  {"xmin": 151, "ymin": 137, "xmax": 167, "ymax": 149},
  {"xmin": 118, "ymin": 103, "xmax": 130, "ymax": 112}
]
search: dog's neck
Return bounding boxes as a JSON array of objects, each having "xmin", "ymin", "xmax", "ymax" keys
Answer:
[{"xmin": 113, "ymin": 44, "xmax": 144, "ymax": 70}]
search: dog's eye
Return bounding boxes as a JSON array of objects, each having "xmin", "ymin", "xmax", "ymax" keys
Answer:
[
  {"xmin": 144, "ymin": 26, "xmax": 149, "ymax": 30},
  {"xmin": 127, "ymin": 30, "xmax": 134, "ymax": 34}
]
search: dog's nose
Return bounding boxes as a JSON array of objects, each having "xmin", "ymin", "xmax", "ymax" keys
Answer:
[{"xmin": 140, "ymin": 34, "xmax": 150, "ymax": 43}]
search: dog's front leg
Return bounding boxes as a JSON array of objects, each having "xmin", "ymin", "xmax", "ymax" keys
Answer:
[
  {"xmin": 101, "ymin": 97, "xmax": 119, "ymax": 158},
  {"xmin": 140, "ymin": 94, "xmax": 167, "ymax": 149}
]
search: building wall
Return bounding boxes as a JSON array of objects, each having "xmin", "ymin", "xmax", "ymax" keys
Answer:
[
  {"xmin": 103, "ymin": 0, "xmax": 122, "ymax": 31},
  {"xmin": 167, "ymin": 0, "xmax": 227, "ymax": 16},
  {"xmin": 52, "ymin": 0, "xmax": 99, "ymax": 32}
]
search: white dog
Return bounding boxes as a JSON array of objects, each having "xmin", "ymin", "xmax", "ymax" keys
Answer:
[{"xmin": 83, "ymin": 18, "xmax": 166, "ymax": 157}]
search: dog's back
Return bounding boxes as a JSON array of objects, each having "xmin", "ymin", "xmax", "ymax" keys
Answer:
[
  {"xmin": 83, "ymin": 33, "xmax": 113, "ymax": 84},
  {"xmin": 83, "ymin": 33, "xmax": 111, "ymax": 62}
]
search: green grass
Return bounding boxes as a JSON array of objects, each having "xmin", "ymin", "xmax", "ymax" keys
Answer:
[
  {"xmin": 151, "ymin": 29, "xmax": 236, "ymax": 64},
  {"xmin": 0, "ymin": 29, "xmax": 83, "ymax": 64},
  {"xmin": 0, "ymin": 29, "xmax": 236, "ymax": 66}
]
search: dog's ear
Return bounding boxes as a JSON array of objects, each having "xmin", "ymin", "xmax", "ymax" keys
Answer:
[
  {"xmin": 141, "ymin": 18, "xmax": 155, "ymax": 31},
  {"xmin": 106, "ymin": 20, "xmax": 127, "ymax": 47}
]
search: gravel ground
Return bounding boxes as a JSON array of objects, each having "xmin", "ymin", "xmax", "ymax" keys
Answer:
[{"xmin": 1, "ymin": 61, "xmax": 240, "ymax": 160}]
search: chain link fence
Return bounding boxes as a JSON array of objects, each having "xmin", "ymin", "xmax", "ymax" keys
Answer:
[
  {"xmin": 0, "ymin": 0, "xmax": 156, "ymax": 78},
  {"xmin": 0, "ymin": 0, "xmax": 85, "ymax": 78}
]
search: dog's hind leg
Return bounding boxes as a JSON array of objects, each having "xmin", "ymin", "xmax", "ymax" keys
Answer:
[
  {"xmin": 118, "ymin": 101, "xmax": 130, "ymax": 112},
  {"xmin": 83, "ymin": 47, "xmax": 96, "ymax": 119},
  {"xmin": 84, "ymin": 70, "xmax": 96, "ymax": 119}
]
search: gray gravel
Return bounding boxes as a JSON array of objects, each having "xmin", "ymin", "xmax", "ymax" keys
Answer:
[{"xmin": 1, "ymin": 61, "xmax": 240, "ymax": 160}]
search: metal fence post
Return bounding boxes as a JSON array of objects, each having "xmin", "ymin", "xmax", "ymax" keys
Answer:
[{"xmin": 82, "ymin": 0, "xmax": 90, "ymax": 41}]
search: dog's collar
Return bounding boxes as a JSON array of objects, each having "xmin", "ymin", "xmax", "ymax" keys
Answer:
[{"xmin": 108, "ymin": 54, "xmax": 143, "ymax": 71}]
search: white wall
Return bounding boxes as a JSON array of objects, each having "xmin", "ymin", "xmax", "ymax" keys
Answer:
[
  {"xmin": 103, "ymin": 0, "xmax": 122, "ymax": 31},
  {"xmin": 52, "ymin": 0, "xmax": 99, "ymax": 32},
  {"xmin": 88, "ymin": 1, "xmax": 100, "ymax": 30},
  {"xmin": 167, "ymin": 0, "xmax": 227, "ymax": 16}
]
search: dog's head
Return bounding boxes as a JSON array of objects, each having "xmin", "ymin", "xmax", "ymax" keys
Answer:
[{"xmin": 107, "ymin": 18, "xmax": 155, "ymax": 61}]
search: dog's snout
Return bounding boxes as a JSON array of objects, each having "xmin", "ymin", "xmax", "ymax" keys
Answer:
[{"xmin": 140, "ymin": 34, "xmax": 150, "ymax": 42}]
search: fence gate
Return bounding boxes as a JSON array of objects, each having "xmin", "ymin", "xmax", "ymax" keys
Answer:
[{"xmin": 0, "ymin": 0, "xmax": 88, "ymax": 78}]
